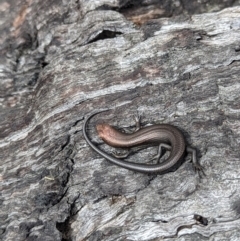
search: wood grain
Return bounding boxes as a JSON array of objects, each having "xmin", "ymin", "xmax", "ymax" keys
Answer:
[{"xmin": 1, "ymin": 1, "xmax": 240, "ymax": 240}]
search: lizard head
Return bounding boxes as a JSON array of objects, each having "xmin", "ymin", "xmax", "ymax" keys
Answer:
[{"xmin": 96, "ymin": 124, "xmax": 122, "ymax": 147}]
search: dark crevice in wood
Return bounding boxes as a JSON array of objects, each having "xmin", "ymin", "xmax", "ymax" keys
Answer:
[
  {"xmin": 95, "ymin": 4, "xmax": 118, "ymax": 11},
  {"xmin": 72, "ymin": 118, "xmax": 84, "ymax": 127},
  {"xmin": 193, "ymin": 214, "xmax": 209, "ymax": 226},
  {"xmin": 56, "ymin": 196, "xmax": 80, "ymax": 241},
  {"xmin": 231, "ymin": 197, "xmax": 240, "ymax": 217},
  {"xmin": 235, "ymin": 45, "xmax": 240, "ymax": 52},
  {"xmin": 61, "ymin": 135, "xmax": 71, "ymax": 151},
  {"xmin": 27, "ymin": 72, "xmax": 39, "ymax": 86},
  {"xmin": 88, "ymin": 30, "xmax": 123, "ymax": 44},
  {"xmin": 41, "ymin": 61, "xmax": 49, "ymax": 68},
  {"xmin": 93, "ymin": 195, "xmax": 108, "ymax": 204}
]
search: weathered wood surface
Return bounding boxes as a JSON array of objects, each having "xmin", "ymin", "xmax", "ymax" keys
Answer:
[{"xmin": 1, "ymin": 1, "xmax": 240, "ymax": 240}]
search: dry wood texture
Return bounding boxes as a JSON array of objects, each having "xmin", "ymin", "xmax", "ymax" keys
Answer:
[{"xmin": 1, "ymin": 1, "xmax": 240, "ymax": 240}]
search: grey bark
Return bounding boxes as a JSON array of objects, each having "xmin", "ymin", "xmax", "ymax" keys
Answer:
[{"xmin": 1, "ymin": 1, "xmax": 240, "ymax": 241}]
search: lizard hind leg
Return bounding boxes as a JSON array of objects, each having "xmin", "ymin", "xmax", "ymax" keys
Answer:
[{"xmin": 147, "ymin": 143, "xmax": 172, "ymax": 164}]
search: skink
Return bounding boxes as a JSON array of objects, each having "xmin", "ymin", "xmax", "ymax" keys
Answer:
[{"xmin": 83, "ymin": 110, "xmax": 201, "ymax": 174}]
